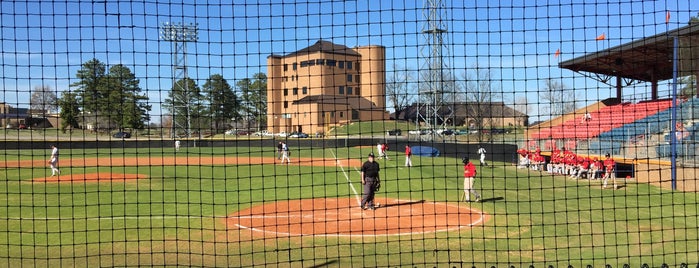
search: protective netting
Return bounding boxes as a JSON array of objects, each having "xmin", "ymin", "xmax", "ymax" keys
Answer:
[{"xmin": 1, "ymin": 1, "xmax": 698, "ymax": 267}]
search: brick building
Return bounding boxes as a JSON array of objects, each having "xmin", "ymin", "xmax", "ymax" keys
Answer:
[{"xmin": 266, "ymin": 40, "xmax": 387, "ymax": 134}]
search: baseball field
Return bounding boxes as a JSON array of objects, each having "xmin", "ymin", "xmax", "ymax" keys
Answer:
[{"xmin": 0, "ymin": 144, "xmax": 697, "ymax": 267}]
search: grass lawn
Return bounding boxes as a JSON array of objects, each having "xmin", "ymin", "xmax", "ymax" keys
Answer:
[{"xmin": 0, "ymin": 146, "xmax": 697, "ymax": 267}]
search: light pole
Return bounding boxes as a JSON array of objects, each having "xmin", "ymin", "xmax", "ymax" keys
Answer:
[{"xmin": 160, "ymin": 22, "xmax": 198, "ymax": 139}]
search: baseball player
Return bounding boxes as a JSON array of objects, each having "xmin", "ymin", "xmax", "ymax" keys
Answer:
[
  {"xmin": 175, "ymin": 140, "xmax": 181, "ymax": 152},
  {"xmin": 462, "ymin": 157, "xmax": 481, "ymax": 202},
  {"xmin": 404, "ymin": 145, "xmax": 412, "ymax": 167},
  {"xmin": 477, "ymin": 146, "xmax": 488, "ymax": 166},
  {"xmin": 280, "ymin": 142, "xmax": 291, "ymax": 164},
  {"xmin": 48, "ymin": 145, "xmax": 60, "ymax": 176},
  {"xmin": 602, "ymin": 154, "xmax": 617, "ymax": 189}
]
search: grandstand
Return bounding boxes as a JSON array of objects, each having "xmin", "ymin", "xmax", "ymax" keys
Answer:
[{"xmin": 526, "ymin": 23, "xmax": 699, "ymax": 191}]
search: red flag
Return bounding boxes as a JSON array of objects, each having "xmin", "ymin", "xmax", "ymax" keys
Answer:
[
  {"xmin": 666, "ymin": 11, "xmax": 671, "ymax": 24},
  {"xmin": 554, "ymin": 49, "xmax": 560, "ymax": 58},
  {"xmin": 596, "ymin": 33, "xmax": 606, "ymax": 41}
]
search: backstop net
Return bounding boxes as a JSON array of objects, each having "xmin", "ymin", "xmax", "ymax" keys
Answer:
[{"xmin": 1, "ymin": 1, "xmax": 698, "ymax": 267}]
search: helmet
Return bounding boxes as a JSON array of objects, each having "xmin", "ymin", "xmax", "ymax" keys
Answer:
[{"xmin": 462, "ymin": 157, "xmax": 469, "ymax": 164}]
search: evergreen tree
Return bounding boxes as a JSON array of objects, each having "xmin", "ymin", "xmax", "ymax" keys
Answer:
[
  {"xmin": 70, "ymin": 59, "xmax": 107, "ymax": 115},
  {"xmin": 58, "ymin": 91, "xmax": 80, "ymax": 132},
  {"xmin": 104, "ymin": 64, "xmax": 151, "ymax": 129},
  {"xmin": 237, "ymin": 73, "xmax": 267, "ymax": 130},
  {"xmin": 164, "ymin": 77, "xmax": 205, "ymax": 137},
  {"xmin": 203, "ymin": 74, "xmax": 239, "ymax": 133}
]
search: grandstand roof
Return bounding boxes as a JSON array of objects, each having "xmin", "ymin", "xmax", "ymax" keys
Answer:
[{"xmin": 560, "ymin": 23, "xmax": 699, "ymax": 82}]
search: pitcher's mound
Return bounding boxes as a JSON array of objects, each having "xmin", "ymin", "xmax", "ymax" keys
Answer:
[{"xmin": 33, "ymin": 172, "xmax": 147, "ymax": 183}]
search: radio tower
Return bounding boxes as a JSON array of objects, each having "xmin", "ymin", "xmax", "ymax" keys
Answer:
[
  {"xmin": 160, "ymin": 22, "xmax": 198, "ymax": 139},
  {"xmin": 417, "ymin": 0, "xmax": 452, "ymax": 140}
]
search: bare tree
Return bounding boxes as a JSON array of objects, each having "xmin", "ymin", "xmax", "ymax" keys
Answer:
[
  {"xmin": 540, "ymin": 79, "xmax": 576, "ymax": 118},
  {"xmin": 386, "ymin": 64, "xmax": 415, "ymax": 116},
  {"xmin": 461, "ymin": 66, "xmax": 502, "ymax": 134},
  {"xmin": 513, "ymin": 94, "xmax": 531, "ymax": 115},
  {"xmin": 30, "ymin": 85, "xmax": 58, "ymax": 118}
]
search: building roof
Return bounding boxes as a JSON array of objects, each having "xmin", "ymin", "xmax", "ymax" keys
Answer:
[
  {"xmin": 559, "ymin": 23, "xmax": 699, "ymax": 82},
  {"xmin": 285, "ymin": 40, "xmax": 361, "ymax": 57},
  {"xmin": 292, "ymin": 95, "xmax": 383, "ymax": 110}
]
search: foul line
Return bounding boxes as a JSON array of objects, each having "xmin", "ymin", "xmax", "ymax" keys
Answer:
[{"xmin": 330, "ymin": 150, "xmax": 362, "ymax": 207}]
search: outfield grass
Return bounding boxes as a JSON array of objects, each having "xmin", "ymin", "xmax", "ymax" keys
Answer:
[{"xmin": 0, "ymin": 146, "xmax": 697, "ymax": 267}]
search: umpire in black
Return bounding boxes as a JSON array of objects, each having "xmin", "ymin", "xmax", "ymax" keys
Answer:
[{"xmin": 361, "ymin": 152, "xmax": 381, "ymax": 210}]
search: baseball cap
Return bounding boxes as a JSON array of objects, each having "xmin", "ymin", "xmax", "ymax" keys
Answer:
[{"xmin": 368, "ymin": 152, "xmax": 375, "ymax": 157}]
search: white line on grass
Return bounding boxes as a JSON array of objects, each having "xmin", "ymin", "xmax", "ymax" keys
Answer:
[{"xmin": 330, "ymin": 150, "xmax": 362, "ymax": 207}]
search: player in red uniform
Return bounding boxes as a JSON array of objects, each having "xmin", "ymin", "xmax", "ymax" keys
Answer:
[
  {"xmin": 462, "ymin": 157, "xmax": 481, "ymax": 202},
  {"xmin": 602, "ymin": 154, "xmax": 617, "ymax": 189}
]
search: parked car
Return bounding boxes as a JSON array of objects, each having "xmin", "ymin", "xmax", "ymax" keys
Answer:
[
  {"xmin": 113, "ymin": 131, "xmax": 131, "ymax": 138},
  {"xmin": 18, "ymin": 123, "xmax": 27, "ymax": 129},
  {"xmin": 224, "ymin": 129, "xmax": 236, "ymax": 135},
  {"xmin": 387, "ymin": 129, "xmax": 402, "ymax": 136},
  {"xmin": 253, "ymin": 130, "xmax": 273, "ymax": 136},
  {"xmin": 276, "ymin": 131, "xmax": 289, "ymax": 137},
  {"xmin": 454, "ymin": 129, "xmax": 469, "ymax": 135},
  {"xmin": 289, "ymin": 132, "xmax": 309, "ymax": 138},
  {"xmin": 441, "ymin": 129, "xmax": 454, "ymax": 136}
]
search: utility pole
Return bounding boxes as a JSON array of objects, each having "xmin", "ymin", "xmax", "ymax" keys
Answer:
[{"xmin": 160, "ymin": 22, "xmax": 198, "ymax": 139}]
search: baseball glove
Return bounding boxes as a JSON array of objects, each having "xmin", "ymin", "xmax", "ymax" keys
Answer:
[{"xmin": 374, "ymin": 180, "xmax": 381, "ymax": 192}]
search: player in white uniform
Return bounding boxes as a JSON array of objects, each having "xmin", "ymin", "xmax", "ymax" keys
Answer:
[{"xmin": 49, "ymin": 145, "xmax": 60, "ymax": 176}]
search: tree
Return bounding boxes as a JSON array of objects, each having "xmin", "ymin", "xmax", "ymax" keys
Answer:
[
  {"xmin": 70, "ymin": 59, "xmax": 150, "ymax": 130},
  {"xmin": 104, "ymin": 64, "xmax": 151, "ymax": 129},
  {"xmin": 461, "ymin": 66, "xmax": 502, "ymax": 139},
  {"xmin": 540, "ymin": 79, "xmax": 576, "ymax": 118},
  {"xmin": 70, "ymin": 58, "xmax": 107, "ymax": 115},
  {"xmin": 386, "ymin": 64, "xmax": 415, "ymax": 115},
  {"xmin": 237, "ymin": 73, "xmax": 267, "ymax": 130},
  {"xmin": 203, "ymin": 74, "xmax": 239, "ymax": 133},
  {"xmin": 163, "ymin": 77, "xmax": 205, "ymax": 137},
  {"xmin": 29, "ymin": 85, "xmax": 58, "ymax": 118},
  {"xmin": 513, "ymin": 94, "xmax": 531, "ymax": 115},
  {"xmin": 58, "ymin": 91, "xmax": 80, "ymax": 132}
]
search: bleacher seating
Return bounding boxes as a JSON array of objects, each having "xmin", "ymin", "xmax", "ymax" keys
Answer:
[
  {"xmin": 598, "ymin": 97, "xmax": 699, "ymax": 142},
  {"xmin": 530, "ymin": 99, "xmax": 674, "ymax": 140}
]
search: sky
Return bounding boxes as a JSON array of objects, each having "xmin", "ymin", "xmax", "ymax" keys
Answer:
[{"xmin": 1, "ymin": 0, "xmax": 697, "ymax": 123}]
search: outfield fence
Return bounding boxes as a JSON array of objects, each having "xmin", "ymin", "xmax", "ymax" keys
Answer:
[{"xmin": 1, "ymin": 1, "xmax": 699, "ymax": 267}]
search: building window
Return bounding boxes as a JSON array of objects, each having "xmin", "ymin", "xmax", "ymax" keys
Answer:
[
  {"xmin": 326, "ymin": 59, "xmax": 336, "ymax": 66},
  {"xmin": 331, "ymin": 111, "xmax": 335, "ymax": 118},
  {"xmin": 338, "ymin": 61, "xmax": 344, "ymax": 69},
  {"xmin": 339, "ymin": 112, "xmax": 344, "ymax": 118},
  {"xmin": 352, "ymin": 110, "xmax": 359, "ymax": 120},
  {"xmin": 293, "ymin": 88, "xmax": 298, "ymax": 95},
  {"xmin": 300, "ymin": 61, "xmax": 309, "ymax": 67},
  {"xmin": 284, "ymin": 88, "xmax": 288, "ymax": 96},
  {"xmin": 302, "ymin": 87, "xmax": 307, "ymax": 94},
  {"xmin": 284, "ymin": 101, "xmax": 288, "ymax": 108},
  {"xmin": 292, "ymin": 62, "xmax": 297, "ymax": 70},
  {"xmin": 347, "ymin": 74, "xmax": 353, "ymax": 82},
  {"xmin": 339, "ymin": 86, "xmax": 344, "ymax": 94},
  {"xmin": 347, "ymin": 87, "xmax": 352, "ymax": 95},
  {"xmin": 283, "ymin": 64, "xmax": 288, "ymax": 71},
  {"xmin": 316, "ymin": 59, "xmax": 325, "ymax": 65},
  {"xmin": 347, "ymin": 61, "xmax": 352, "ymax": 70},
  {"xmin": 355, "ymin": 62, "xmax": 360, "ymax": 71},
  {"xmin": 308, "ymin": 60, "xmax": 315, "ymax": 66},
  {"xmin": 355, "ymin": 75, "xmax": 360, "ymax": 83},
  {"xmin": 355, "ymin": 88, "xmax": 360, "ymax": 95}
]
